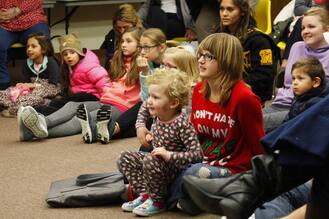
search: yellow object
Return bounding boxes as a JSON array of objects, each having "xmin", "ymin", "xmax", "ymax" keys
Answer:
[
  {"xmin": 10, "ymin": 43, "xmax": 24, "ymax": 48},
  {"xmin": 254, "ymin": 0, "xmax": 272, "ymax": 35},
  {"xmin": 171, "ymin": 37, "xmax": 187, "ymax": 42},
  {"xmin": 277, "ymin": 41, "xmax": 286, "ymax": 51}
]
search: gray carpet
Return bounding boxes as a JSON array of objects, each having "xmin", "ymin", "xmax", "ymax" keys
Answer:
[{"xmin": 0, "ymin": 117, "xmax": 218, "ymax": 219}]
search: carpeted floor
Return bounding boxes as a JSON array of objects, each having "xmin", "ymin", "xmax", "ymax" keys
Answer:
[{"xmin": 0, "ymin": 117, "xmax": 219, "ymax": 219}]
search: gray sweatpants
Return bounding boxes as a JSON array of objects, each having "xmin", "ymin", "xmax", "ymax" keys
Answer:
[{"xmin": 44, "ymin": 101, "xmax": 122, "ymax": 138}]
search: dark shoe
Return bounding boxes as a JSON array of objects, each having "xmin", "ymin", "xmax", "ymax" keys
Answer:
[
  {"xmin": 76, "ymin": 104, "xmax": 93, "ymax": 143},
  {"xmin": 96, "ymin": 104, "xmax": 112, "ymax": 144},
  {"xmin": 183, "ymin": 155, "xmax": 281, "ymax": 219},
  {"xmin": 177, "ymin": 198, "xmax": 203, "ymax": 216}
]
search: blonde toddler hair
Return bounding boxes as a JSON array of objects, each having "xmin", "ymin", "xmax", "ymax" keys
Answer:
[{"xmin": 146, "ymin": 68, "xmax": 191, "ymax": 110}]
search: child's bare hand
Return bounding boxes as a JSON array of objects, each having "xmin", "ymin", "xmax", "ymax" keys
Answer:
[
  {"xmin": 137, "ymin": 127, "xmax": 151, "ymax": 146},
  {"xmin": 137, "ymin": 55, "xmax": 149, "ymax": 74},
  {"xmin": 145, "ymin": 133, "xmax": 153, "ymax": 142},
  {"xmin": 151, "ymin": 147, "xmax": 172, "ymax": 161}
]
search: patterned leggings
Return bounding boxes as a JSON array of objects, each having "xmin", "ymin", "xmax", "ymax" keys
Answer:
[{"xmin": 118, "ymin": 151, "xmax": 178, "ymax": 203}]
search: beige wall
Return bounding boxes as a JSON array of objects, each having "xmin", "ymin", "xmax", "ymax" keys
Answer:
[
  {"xmin": 49, "ymin": 1, "xmax": 289, "ymax": 52},
  {"xmin": 49, "ymin": 3, "xmax": 143, "ymax": 52}
]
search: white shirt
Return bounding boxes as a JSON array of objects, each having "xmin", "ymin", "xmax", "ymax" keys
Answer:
[{"xmin": 161, "ymin": 0, "xmax": 177, "ymax": 14}]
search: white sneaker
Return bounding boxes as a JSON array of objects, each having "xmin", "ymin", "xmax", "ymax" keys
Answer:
[
  {"xmin": 17, "ymin": 106, "xmax": 34, "ymax": 141},
  {"xmin": 76, "ymin": 104, "xmax": 93, "ymax": 143},
  {"xmin": 21, "ymin": 106, "xmax": 48, "ymax": 138}
]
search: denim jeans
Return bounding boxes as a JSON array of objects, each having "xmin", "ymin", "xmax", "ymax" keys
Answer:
[
  {"xmin": 262, "ymin": 105, "xmax": 289, "ymax": 133},
  {"xmin": 0, "ymin": 23, "xmax": 49, "ymax": 86},
  {"xmin": 255, "ymin": 180, "xmax": 312, "ymax": 219},
  {"xmin": 167, "ymin": 163, "xmax": 232, "ymax": 209}
]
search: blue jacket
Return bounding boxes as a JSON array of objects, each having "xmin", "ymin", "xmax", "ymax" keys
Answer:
[
  {"xmin": 286, "ymin": 81, "xmax": 329, "ymax": 121},
  {"xmin": 262, "ymin": 91, "xmax": 329, "ymax": 166}
]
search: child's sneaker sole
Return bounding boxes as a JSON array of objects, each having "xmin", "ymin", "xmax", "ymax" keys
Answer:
[
  {"xmin": 96, "ymin": 105, "xmax": 112, "ymax": 144},
  {"xmin": 17, "ymin": 106, "xmax": 34, "ymax": 141},
  {"xmin": 76, "ymin": 104, "xmax": 93, "ymax": 143},
  {"xmin": 21, "ymin": 106, "xmax": 48, "ymax": 138}
]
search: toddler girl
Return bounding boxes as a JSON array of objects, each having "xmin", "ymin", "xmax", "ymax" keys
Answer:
[
  {"xmin": 118, "ymin": 68, "xmax": 203, "ymax": 216},
  {"xmin": 0, "ymin": 32, "xmax": 61, "ymax": 117}
]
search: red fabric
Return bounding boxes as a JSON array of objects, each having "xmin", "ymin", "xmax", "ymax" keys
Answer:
[
  {"xmin": 190, "ymin": 80, "xmax": 265, "ymax": 174},
  {"xmin": 0, "ymin": 0, "xmax": 47, "ymax": 31}
]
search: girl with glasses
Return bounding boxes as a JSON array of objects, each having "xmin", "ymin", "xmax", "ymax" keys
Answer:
[{"xmin": 167, "ymin": 33, "xmax": 265, "ymax": 215}]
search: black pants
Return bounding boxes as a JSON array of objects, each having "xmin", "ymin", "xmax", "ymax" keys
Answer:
[
  {"xmin": 113, "ymin": 101, "xmax": 152, "ymax": 139},
  {"xmin": 146, "ymin": 9, "xmax": 185, "ymax": 39},
  {"xmin": 276, "ymin": 161, "xmax": 329, "ymax": 219},
  {"xmin": 35, "ymin": 92, "xmax": 98, "ymax": 116}
]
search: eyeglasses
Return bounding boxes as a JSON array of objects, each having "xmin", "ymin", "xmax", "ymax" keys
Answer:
[
  {"xmin": 197, "ymin": 52, "xmax": 216, "ymax": 62},
  {"xmin": 138, "ymin": 44, "xmax": 158, "ymax": 52},
  {"xmin": 160, "ymin": 63, "xmax": 177, "ymax": 69}
]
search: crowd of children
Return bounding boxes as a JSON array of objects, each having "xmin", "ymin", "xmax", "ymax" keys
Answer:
[{"xmin": 3, "ymin": 0, "xmax": 329, "ymax": 218}]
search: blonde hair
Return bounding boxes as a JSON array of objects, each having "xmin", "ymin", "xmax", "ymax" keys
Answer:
[
  {"xmin": 141, "ymin": 28, "xmax": 167, "ymax": 46},
  {"xmin": 198, "ymin": 33, "xmax": 244, "ymax": 105},
  {"xmin": 113, "ymin": 4, "xmax": 143, "ymax": 29},
  {"xmin": 110, "ymin": 27, "xmax": 143, "ymax": 85},
  {"xmin": 147, "ymin": 68, "xmax": 191, "ymax": 110},
  {"xmin": 303, "ymin": 7, "xmax": 329, "ymax": 28},
  {"xmin": 163, "ymin": 47, "xmax": 199, "ymax": 84}
]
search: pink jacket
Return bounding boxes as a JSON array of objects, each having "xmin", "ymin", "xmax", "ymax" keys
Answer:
[{"xmin": 70, "ymin": 49, "xmax": 109, "ymax": 98}]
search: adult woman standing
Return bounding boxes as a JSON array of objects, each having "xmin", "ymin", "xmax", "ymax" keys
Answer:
[{"xmin": 0, "ymin": 0, "xmax": 49, "ymax": 90}]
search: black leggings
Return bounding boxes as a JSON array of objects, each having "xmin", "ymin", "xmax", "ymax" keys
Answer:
[{"xmin": 113, "ymin": 101, "xmax": 152, "ymax": 139}]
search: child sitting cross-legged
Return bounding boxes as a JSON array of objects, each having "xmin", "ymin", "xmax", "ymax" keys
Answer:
[{"xmin": 117, "ymin": 68, "xmax": 203, "ymax": 216}]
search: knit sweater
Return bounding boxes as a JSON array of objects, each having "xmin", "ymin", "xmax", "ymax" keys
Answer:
[
  {"xmin": 0, "ymin": 0, "xmax": 47, "ymax": 31},
  {"xmin": 190, "ymin": 80, "xmax": 265, "ymax": 173}
]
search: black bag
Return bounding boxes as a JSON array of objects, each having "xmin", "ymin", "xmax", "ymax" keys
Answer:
[
  {"xmin": 46, "ymin": 172, "xmax": 126, "ymax": 207},
  {"xmin": 271, "ymin": 17, "xmax": 293, "ymax": 44}
]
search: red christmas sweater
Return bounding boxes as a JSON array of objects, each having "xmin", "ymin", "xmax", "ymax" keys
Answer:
[{"xmin": 191, "ymin": 80, "xmax": 265, "ymax": 174}]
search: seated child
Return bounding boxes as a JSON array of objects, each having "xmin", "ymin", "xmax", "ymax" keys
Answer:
[
  {"xmin": 0, "ymin": 32, "xmax": 61, "ymax": 117},
  {"xmin": 117, "ymin": 68, "xmax": 203, "ymax": 216},
  {"xmin": 284, "ymin": 57, "xmax": 329, "ymax": 122}
]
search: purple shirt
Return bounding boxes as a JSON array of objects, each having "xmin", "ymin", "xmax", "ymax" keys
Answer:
[{"xmin": 272, "ymin": 41, "xmax": 329, "ymax": 108}]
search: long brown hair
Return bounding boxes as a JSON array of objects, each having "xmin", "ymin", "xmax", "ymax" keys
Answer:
[
  {"xmin": 216, "ymin": 0, "xmax": 256, "ymax": 42},
  {"xmin": 198, "ymin": 33, "xmax": 244, "ymax": 105},
  {"xmin": 110, "ymin": 27, "xmax": 143, "ymax": 85}
]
